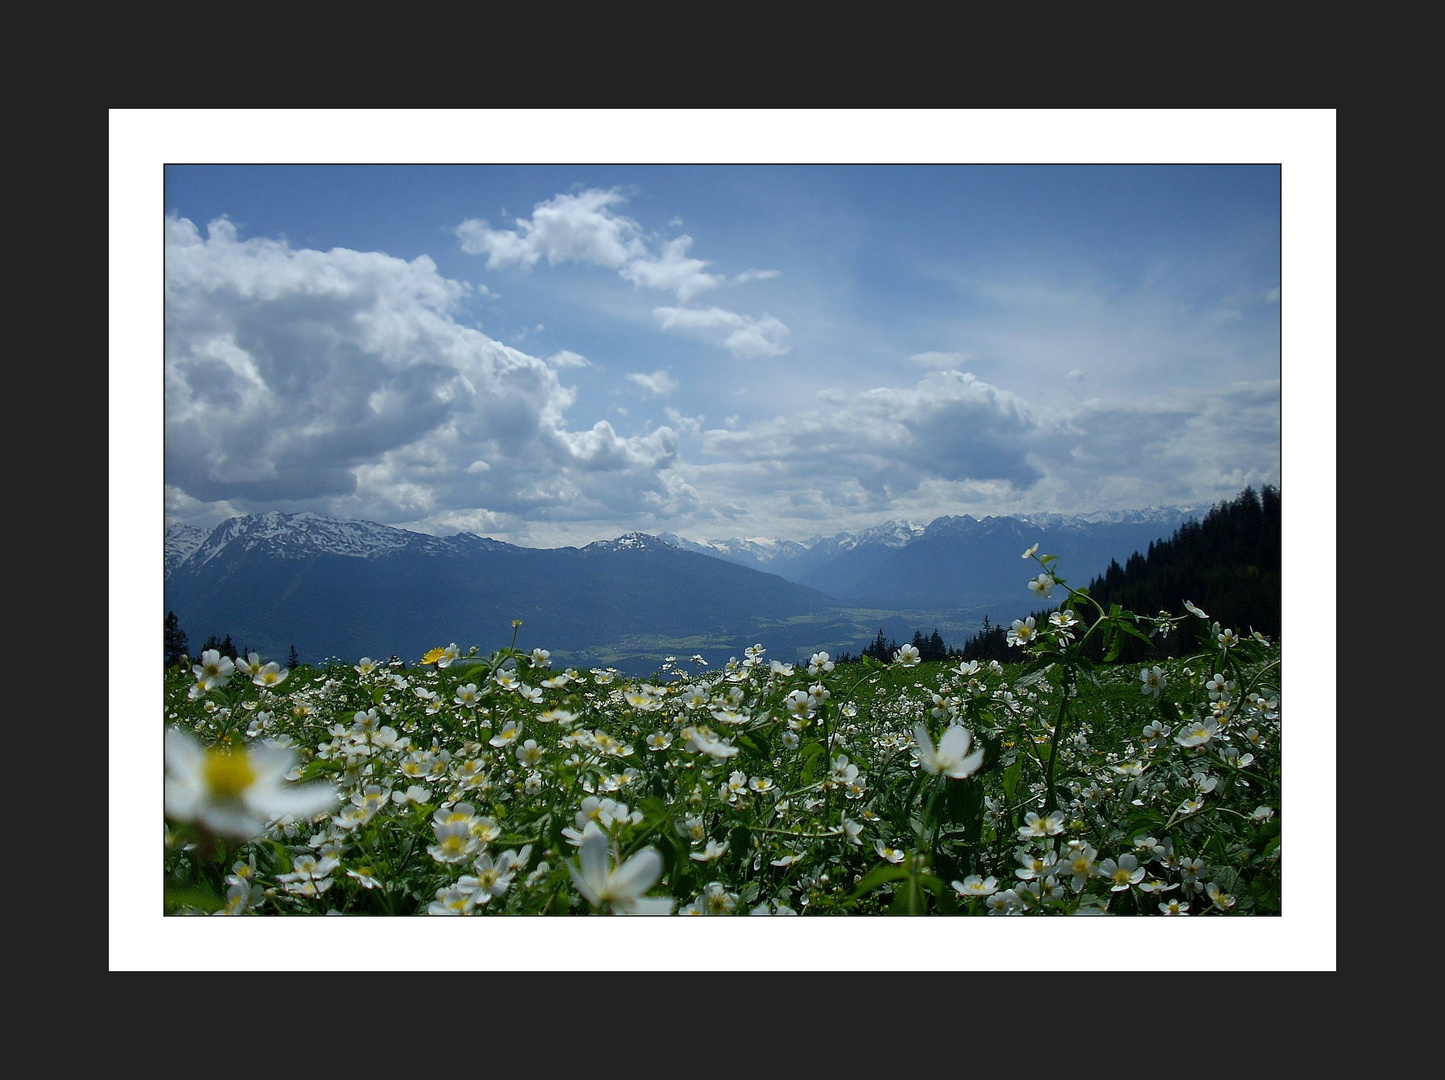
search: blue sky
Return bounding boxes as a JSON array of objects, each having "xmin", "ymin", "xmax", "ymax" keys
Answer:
[
  {"xmin": 115, "ymin": 113, "xmax": 1334, "ymax": 968},
  {"xmin": 143, "ymin": 133, "xmax": 1302, "ymax": 548}
]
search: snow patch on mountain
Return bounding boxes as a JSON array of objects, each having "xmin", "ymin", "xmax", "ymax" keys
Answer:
[{"xmin": 582, "ymin": 533, "xmax": 677, "ymax": 555}]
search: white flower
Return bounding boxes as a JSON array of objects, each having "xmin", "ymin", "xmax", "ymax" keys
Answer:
[
  {"xmin": 808, "ymin": 652, "xmax": 835, "ymax": 676},
  {"xmin": 1017, "ymin": 809, "xmax": 1067, "ymax": 838},
  {"xmin": 568, "ymin": 821, "xmax": 672, "ymax": 914},
  {"xmin": 894, "ymin": 643, "xmax": 921, "ymax": 667},
  {"xmin": 252, "ymin": 662, "xmax": 288, "ymax": 689},
  {"xmin": 1021, "ymin": 543, "xmax": 1039, "ymax": 559},
  {"xmin": 428, "ymin": 886, "xmax": 478, "ymax": 915},
  {"xmin": 913, "ymin": 723, "xmax": 984, "ymax": 780},
  {"xmin": 1028, "ymin": 573, "xmax": 1056, "ymax": 598},
  {"xmin": 164, "ymin": 727, "xmax": 337, "ymax": 841},
  {"xmin": 952, "ymin": 874, "xmax": 999, "ymax": 898},
  {"xmin": 687, "ymin": 727, "xmax": 739, "ymax": 760},
  {"xmin": 689, "ymin": 839, "xmax": 730, "ymax": 862},
  {"xmin": 191, "ymin": 649, "xmax": 235, "ymax": 691},
  {"xmin": 1175, "ymin": 716, "xmax": 1219, "ymax": 748},
  {"xmin": 1007, "ymin": 617, "xmax": 1037, "ymax": 648},
  {"xmin": 875, "ymin": 840, "xmax": 907, "ymax": 864},
  {"xmin": 1184, "ymin": 600, "xmax": 1209, "ymax": 619},
  {"xmin": 1140, "ymin": 665, "xmax": 1167, "ymax": 697}
]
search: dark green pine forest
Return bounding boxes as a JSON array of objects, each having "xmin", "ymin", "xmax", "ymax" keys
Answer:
[
  {"xmin": 1078, "ymin": 485, "xmax": 1279, "ymax": 661},
  {"xmin": 943, "ymin": 486, "xmax": 1281, "ymax": 665}
]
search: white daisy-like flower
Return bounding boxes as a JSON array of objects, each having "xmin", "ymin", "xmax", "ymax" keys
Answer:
[{"xmin": 165, "ymin": 727, "xmax": 337, "ymax": 841}]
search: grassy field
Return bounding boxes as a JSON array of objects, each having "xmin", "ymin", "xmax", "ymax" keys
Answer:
[{"xmin": 163, "ymin": 577, "xmax": 1280, "ymax": 917}]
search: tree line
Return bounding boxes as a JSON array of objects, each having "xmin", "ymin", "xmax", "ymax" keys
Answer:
[
  {"xmin": 165, "ymin": 611, "xmax": 298, "ymax": 670},
  {"xmin": 165, "ymin": 486, "xmax": 1278, "ymax": 673},
  {"xmin": 834, "ymin": 485, "xmax": 1280, "ymax": 667},
  {"xmin": 1075, "ymin": 485, "xmax": 1280, "ymax": 662}
]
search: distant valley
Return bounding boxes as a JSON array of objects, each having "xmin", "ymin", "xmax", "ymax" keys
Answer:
[{"xmin": 165, "ymin": 507, "xmax": 1198, "ymax": 675}]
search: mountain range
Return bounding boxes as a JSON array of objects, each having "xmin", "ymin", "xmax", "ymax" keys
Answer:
[{"xmin": 164, "ymin": 507, "xmax": 1198, "ymax": 675}]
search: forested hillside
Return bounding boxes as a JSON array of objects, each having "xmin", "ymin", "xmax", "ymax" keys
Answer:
[{"xmin": 1076, "ymin": 485, "xmax": 1281, "ymax": 661}]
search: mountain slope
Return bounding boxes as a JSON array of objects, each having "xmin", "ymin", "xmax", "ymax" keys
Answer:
[
  {"xmin": 164, "ymin": 515, "xmax": 844, "ymax": 672},
  {"xmin": 797, "ymin": 510, "xmax": 1199, "ymax": 611}
]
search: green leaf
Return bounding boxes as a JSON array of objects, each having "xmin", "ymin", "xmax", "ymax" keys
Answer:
[
  {"xmin": 164, "ymin": 884, "xmax": 224, "ymax": 914},
  {"xmin": 1002, "ymin": 755, "xmax": 1022, "ymax": 802},
  {"xmin": 735, "ymin": 733, "xmax": 764, "ymax": 757},
  {"xmin": 1116, "ymin": 621, "xmax": 1156, "ymax": 648},
  {"xmin": 799, "ymin": 741, "xmax": 825, "ymax": 784},
  {"xmin": 847, "ymin": 863, "xmax": 910, "ymax": 901}
]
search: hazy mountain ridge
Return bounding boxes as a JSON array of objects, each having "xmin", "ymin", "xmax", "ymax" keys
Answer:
[
  {"xmin": 163, "ymin": 507, "xmax": 1200, "ymax": 674},
  {"xmin": 164, "ymin": 513, "xmax": 842, "ymax": 673},
  {"xmin": 797, "ymin": 509, "xmax": 1200, "ymax": 609},
  {"xmin": 658, "ymin": 519, "xmax": 925, "ymax": 573}
]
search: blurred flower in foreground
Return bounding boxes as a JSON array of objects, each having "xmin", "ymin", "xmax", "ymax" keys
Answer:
[
  {"xmin": 913, "ymin": 723, "xmax": 984, "ymax": 779},
  {"xmin": 568, "ymin": 820, "xmax": 672, "ymax": 914},
  {"xmin": 165, "ymin": 727, "xmax": 337, "ymax": 841}
]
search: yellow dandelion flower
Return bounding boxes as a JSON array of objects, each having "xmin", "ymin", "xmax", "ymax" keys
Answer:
[{"xmin": 420, "ymin": 647, "xmax": 447, "ymax": 665}]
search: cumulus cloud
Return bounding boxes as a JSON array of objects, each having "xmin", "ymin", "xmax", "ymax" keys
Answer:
[
  {"xmin": 456, "ymin": 188, "xmax": 726, "ymax": 304},
  {"xmin": 456, "ymin": 188, "xmax": 642, "ymax": 270},
  {"xmin": 625, "ymin": 370, "xmax": 679, "ymax": 397},
  {"xmin": 908, "ymin": 351, "xmax": 973, "ymax": 369},
  {"xmin": 700, "ymin": 370, "xmax": 1043, "ymax": 504},
  {"xmin": 653, "ymin": 306, "xmax": 791, "ymax": 358},
  {"xmin": 546, "ymin": 349, "xmax": 593, "ymax": 369},
  {"xmin": 1026, "ymin": 380, "xmax": 1282, "ymax": 510},
  {"xmin": 664, "ymin": 407, "xmax": 704, "ymax": 438},
  {"xmin": 619, "ymin": 235, "xmax": 725, "ymax": 303},
  {"xmin": 165, "ymin": 214, "xmax": 688, "ymax": 530}
]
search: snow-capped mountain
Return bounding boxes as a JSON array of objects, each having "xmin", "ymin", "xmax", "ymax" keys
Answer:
[
  {"xmin": 165, "ymin": 512, "xmax": 512, "ymax": 579},
  {"xmin": 658, "ymin": 509, "xmax": 1196, "ymax": 588},
  {"xmin": 162, "ymin": 513, "xmax": 842, "ymax": 674},
  {"xmin": 164, "ymin": 523, "xmax": 209, "ymax": 578},
  {"xmin": 657, "ymin": 519, "xmax": 926, "ymax": 577},
  {"xmin": 581, "ymin": 532, "xmax": 678, "ymax": 555},
  {"xmin": 161, "ymin": 505, "xmax": 1203, "ymax": 674}
]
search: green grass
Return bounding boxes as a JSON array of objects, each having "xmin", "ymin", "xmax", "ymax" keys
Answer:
[{"xmin": 163, "ymin": 599, "xmax": 1280, "ymax": 917}]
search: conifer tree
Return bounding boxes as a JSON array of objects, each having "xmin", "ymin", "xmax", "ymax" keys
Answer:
[{"xmin": 164, "ymin": 611, "xmax": 189, "ymax": 668}]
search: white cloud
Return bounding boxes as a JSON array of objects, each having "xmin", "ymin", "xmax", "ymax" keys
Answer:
[
  {"xmin": 619, "ymin": 235, "xmax": 724, "ymax": 303},
  {"xmin": 653, "ymin": 306, "xmax": 791, "ymax": 358},
  {"xmin": 1025, "ymin": 380, "xmax": 1282, "ymax": 511},
  {"xmin": 165, "ymin": 214, "xmax": 684, "ymax": 531},
  {"xmin": 625, "ymin": 370, "xmax": 679, "ymax": 397},
  {"xmin": 455, "ymin": 188, "xmax": 642, "ymax": 270},
  {"xmin": 546, "ymin": 349, "xmax": 593, "ymax": 369},
  {"xmin": 664, "ymin": 406, "xmax": 704, "ymax": 437},
  {"xmin": 908, "ymin": 350, "xmax": 973, "ymax": 369},
  {"xmin": 458, "ymin": 188, "xmax": 734, "ymax": 304},
  {"xmin": 701, "ymin": 370, "xmax": 1042, "ymax": 502},
  {"xmin": 733, "ymin": 269, "xmax": 780, "ymax": 284}
]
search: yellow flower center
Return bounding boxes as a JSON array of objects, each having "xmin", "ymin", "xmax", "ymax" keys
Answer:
[{"xmin": 204, "ymin": 748, "xmax": 256, "ymax": 798}]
